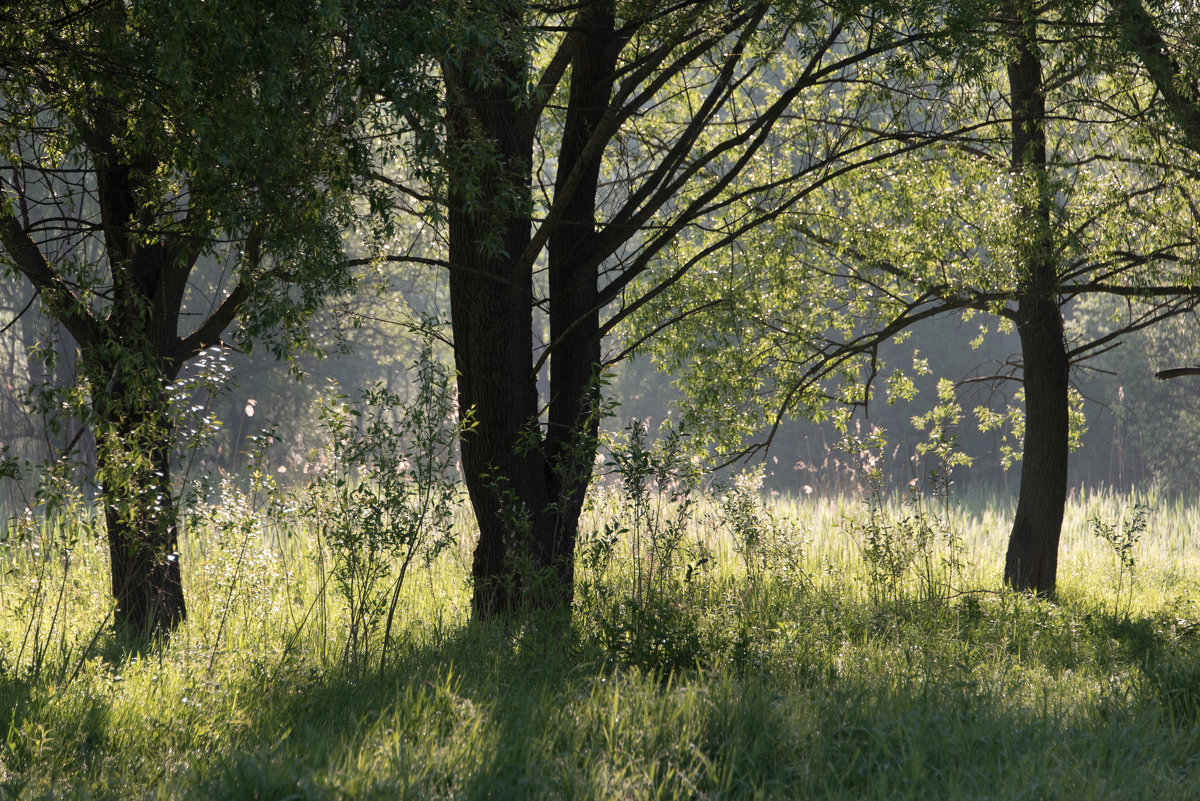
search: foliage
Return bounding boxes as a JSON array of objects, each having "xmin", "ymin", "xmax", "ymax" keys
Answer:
[
  {"xmin": 296, "ymin": 334, "xmax": 466, "ymax": 673},
  {"xmin": 1090, "ymin": 499, "xmax": 1149, "ymax": 617},
  {"xmin": 645, "ymin": 1, "xmax": 1200, "ymax": 463},
  {"xmin": 0, "ymin": 0, "xmax": 399, "ymax": 349},
  {"xmin": 717, "ymin": 467, "xmax": 807, "ymax": 596}
]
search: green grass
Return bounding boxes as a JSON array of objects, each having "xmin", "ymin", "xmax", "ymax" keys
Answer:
[{"xmin": 2, "ymin": 487, "xmax": 1200, "ymax": 799}]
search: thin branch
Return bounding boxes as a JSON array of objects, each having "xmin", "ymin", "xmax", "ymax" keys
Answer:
[{"xmin": 0, "ymin": 292, "xmax": 38, "ymax": 337}]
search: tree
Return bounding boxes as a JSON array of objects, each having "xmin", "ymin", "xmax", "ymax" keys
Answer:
[
  {"xmin": 0, "ymin": 0, "xmax": 419, "ymax": 632},
  {"xmin": 1110, "ymin": 1, "xmax": 1200, "ymax": 387},
  {"xmin": 1110, "ymin": 0, "xmax": 1200, "ymax": 154},
  {"xmin": 425, "ymin": 0, "xmax": 967, "ymax": 618},
  {"xmin": 649, "ymin": 0, "xmax": 1200, "ymax": 596},
  {"xmin": 999, "ymin": 0, "xmax": 1072, "ymax": 593}
]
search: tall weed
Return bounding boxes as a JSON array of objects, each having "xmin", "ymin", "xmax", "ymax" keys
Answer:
[
  {"xmin": 840, "ymin": 414, "xmax": 968, "ymax": 607},
  {"xmin": 295, "ymin": 335, "xmax": 465, "ymax": 673},
  {"xmin": 589, "ymin": 419, "xmax": 712, "ymax": 672},
  {"xmin": 1090, "ymin": 499, "xmax": 1148, "ymax": 617},
  {"xmin": 718, "ymin": 467, "xmax": 807, "ymax": 600}
]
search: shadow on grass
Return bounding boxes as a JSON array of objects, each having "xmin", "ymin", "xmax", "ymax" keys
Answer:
[
  {"xmin": 187, "ymin": 601, "xmax": 1200, "ymax": 801},
  {"xmin": 6, "ymin": 593, "xmax": 1200, "ymax": 800},
  {"xmin": 194, "ymin": 616, "xmax": 583, "ymax": 800}
]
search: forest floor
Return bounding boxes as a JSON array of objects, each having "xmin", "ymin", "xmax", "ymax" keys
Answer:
[{"xmin": 1, "ymin": 487, "xmax": 1199, "ymax": 799}]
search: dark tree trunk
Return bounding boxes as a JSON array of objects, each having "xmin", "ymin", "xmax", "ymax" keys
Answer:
[
  {"xmin": 1006, "ymin": 295, "xmax": 1069, "ymax": 595},
  {"xmin": 87, "ymin": 142, "xmax": 193, "ymax": 632},
  {"xmin": 444, "ymin": 12, "xmax": 549, "ymax": 619},
  {"xmin": 447, "ymin": 2, "xmax": 623, "ymax": 620},
  {"xmin": 91, "ymin": 357, "xmax": 187, "ymax": 632},
  {"xmin": 2, "ymin": 135, "xmax": 199, "ymax": 634},
  {"xmin": 542, "ymin": 3, "xmax": 621, "ymax": 611},
  {"xmin": 1003, "ymin": 4, "xmax": 1069, "ymax": 596}
]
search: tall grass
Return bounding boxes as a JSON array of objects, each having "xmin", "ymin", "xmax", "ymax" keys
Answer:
[{"xmin": 1, "ymin": 485, "xmax": 1199, "ymax": 799}]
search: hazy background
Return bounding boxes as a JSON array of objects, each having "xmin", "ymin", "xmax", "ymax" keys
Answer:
[{"xmin": 4, "ymin": 260, "xmax": 1196, "ymax": 505}]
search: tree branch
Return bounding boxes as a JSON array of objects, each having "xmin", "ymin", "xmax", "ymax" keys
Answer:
[{"xmin": 0, "ymin": 205, "xmax": 98, "ymax": 347}]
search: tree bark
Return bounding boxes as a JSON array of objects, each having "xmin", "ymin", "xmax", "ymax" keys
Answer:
[
  {"xmin": 1006, "ymin": 295, "xmax": 1070, "ymax": 594},
  {"xmin": 1110, "ymin": 0, "xmax": 1200, "ymax": 155},
  {"xmin": 90, "ymin": 351, "xmax": 187, "ymax": 632},
  {"xmin": 444, "ymin": 6, "xmax": 549, "ymax": 619},
  {"xmin": 542, "ymin": 2, "xmax": 621, "ymax": 612},
  {"xmin": 447, "ymin": 1, "xmax": 624, "ymax": 619},
  {"xmin": 1003, "ymin": 3, "xmax": 1070, "ymax": 596}
]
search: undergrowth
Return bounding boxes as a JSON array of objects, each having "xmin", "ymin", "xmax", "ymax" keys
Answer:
[{"xmin": 1, "ymin": 480, "xmax": 1199, "ymax": 799}]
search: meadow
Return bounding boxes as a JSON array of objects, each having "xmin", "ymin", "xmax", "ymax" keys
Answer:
[{"xmin": 1, "ymin": 482, "xmax": 1199, "ymax": 800}]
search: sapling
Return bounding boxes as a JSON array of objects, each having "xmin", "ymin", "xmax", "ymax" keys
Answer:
[
  {"xmin": 297, "ymin": 328, "xmax": 465, "ymax": 673},
  {"xmin": 1090, "ymin": 501, "xmax": 1148, "ymax": 617}
]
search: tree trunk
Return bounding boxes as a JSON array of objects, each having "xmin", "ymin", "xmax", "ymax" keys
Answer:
[
  {"xmin": 91, "ymin": 358, "xmax": 187, "ymax": 632},
  {"xmin": 1006, "ymin": 295, "xmax": 1069, "ymax": 595},
  {"xmin": 542, "ymin": 3, "xmax": 620, "ymax": 612},
  {"xmin": 444, "ymin": 11, "xmax": 551, "ymax": 619},
  {"xmin": 1003, "ymin": 3, "xmax": 1069, "ymax": 596},
  {"xmin": 447, "ymin": 2, "xmax": 623, "ymax": 619}
]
